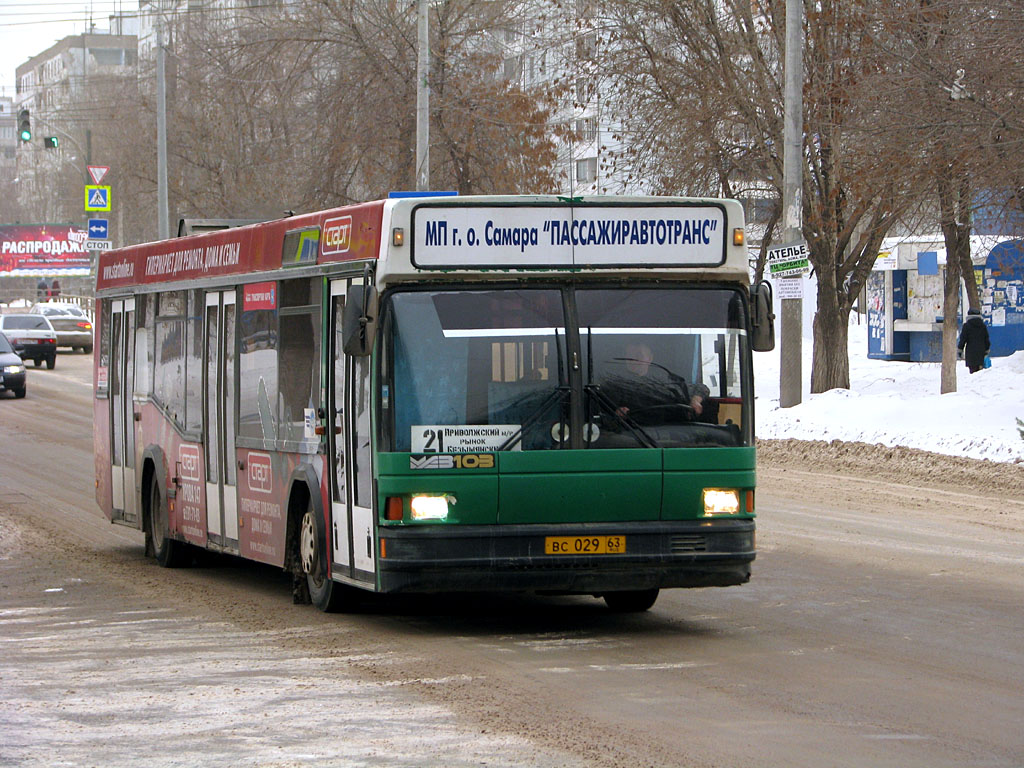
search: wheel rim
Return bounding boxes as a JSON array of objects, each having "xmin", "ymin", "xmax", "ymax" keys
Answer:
[{"xmin": 299, "ymin": 510, "xmax": 322, "ymax": 586}]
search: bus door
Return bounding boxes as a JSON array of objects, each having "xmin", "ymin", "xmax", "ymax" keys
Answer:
[
  {"xmin": 328, "ymin": 279, "xmax": 376, "ymax": 582},
  {"xmin": 204, "ymin": 290, "xmax": 239, "ymax": 551},
  {"xmin": 110, "ymin": 298, "xmax": 137, "ymax": 524}
]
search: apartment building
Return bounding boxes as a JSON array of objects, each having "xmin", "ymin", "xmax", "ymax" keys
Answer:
[
  {"xmin": 14, "ymin": 28, "xmax": 139, "ymax": 226},
  {"xmin": 500, "ymin": 1, "xmax": 632, "ymax": 196}
]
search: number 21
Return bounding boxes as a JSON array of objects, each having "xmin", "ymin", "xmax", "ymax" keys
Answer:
[{"xmin": 422, "ymin": 429, "xmax": 444, "ymax": 452}]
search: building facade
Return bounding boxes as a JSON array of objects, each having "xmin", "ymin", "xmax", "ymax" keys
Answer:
[{"xmin": 12, "ymin": 27, "xmax": 138, "ymax": 292}]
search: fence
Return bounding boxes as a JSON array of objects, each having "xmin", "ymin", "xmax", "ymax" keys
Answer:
[{"xmin": 0, "ymin": 291, "xmax": 95, "ymax": 321}]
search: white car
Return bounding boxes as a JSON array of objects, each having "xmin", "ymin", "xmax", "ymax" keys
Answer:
[
  {"xmin": 0, "ymin": 313, "xmax": 58, "ymax": 369},
  {"xmin": 30, "ymin": 302, "xmax": 94, "ymax": 353}
]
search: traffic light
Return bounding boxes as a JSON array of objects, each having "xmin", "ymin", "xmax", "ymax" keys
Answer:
[
  {"xmin": 43, "ymin": 136, "xmax": 58, "ymax": 149},
  {"xmin": 18, "ymin": 109, "xmax": 31, "ymax": 142}
]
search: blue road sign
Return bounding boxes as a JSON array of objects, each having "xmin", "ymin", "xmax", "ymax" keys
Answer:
[
  {"xmin": 84, "ymin": 185, "xmax": 111, "ymax": 212},
  {"xmin": 88, "ymin": 218, "xmax": 109, "ymax": 239}
]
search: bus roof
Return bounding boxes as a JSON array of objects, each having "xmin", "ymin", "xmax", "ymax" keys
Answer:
[
  {"xmin": 95, "ymin": 195, "xmax": 748, "ymax": 295},
  {"xmin": 95, "ymin": 200, "xmax": 386, "ymax": 293}
]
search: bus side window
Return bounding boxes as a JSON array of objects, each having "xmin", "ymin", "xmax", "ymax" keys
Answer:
[
  {"xmin": 353, "ymin": 354, "xmax": 372, "ymax": 508},
  {"xmin": 278, "ymin": 279, "xmax": 320, "ymax": 445},
  {"xmin": 154, "ymin": 291, "xmax": 186, "ymax": 429},
  {"xmin": 278, "ymin": 312, "xmax": 320, "ymax": 443},
  {"xmin": 239, "ymin": 303, "xmax": 279, "ymax": 443},
  {"xmin": 98, "ymin": 299, "xmax": 112, "ymax": 393}
]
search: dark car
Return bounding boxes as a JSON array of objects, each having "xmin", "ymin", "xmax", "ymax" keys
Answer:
[
  {"xmin": 0, "ymin": 332, "xmax": 27, "ymax": 398},
  {"xmin": 0, "ymin": 314, "xmax": 58, "ymax": 369},
  {"xmin": 30, "ymin": 302, "xmax": 94, "ymax": 353}
]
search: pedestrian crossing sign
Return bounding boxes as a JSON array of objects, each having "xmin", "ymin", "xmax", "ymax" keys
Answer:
[{"xmin": 85, "ymin": 185, "xmax": 111, "ymax": 212}]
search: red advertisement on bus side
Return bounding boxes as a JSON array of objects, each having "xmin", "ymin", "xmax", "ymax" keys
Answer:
[
  {"xmin": 94, "ymin": 201, "xmax": 385, "ymax": 291},
  {"xmin": 243, "ymin": 282, "xmax": 277, "ymax": 311}
]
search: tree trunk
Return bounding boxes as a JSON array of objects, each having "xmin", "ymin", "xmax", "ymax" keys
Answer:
[
  {"xmin": 940, "ymin": 238, "xmax": 961, "ymax": 394},
  {"xmin": 752, "ymin": 203, "xmax": 781, "ymax": 285},
  {"xmin": 937, "ymin": 164, "xmax": 972, "ymax": 394},
  {"xmin": 958, "ymin": 248, "xmax": 981, "ymax": 311},
  {"xmin": 811, "ymin": 270, "xmax": 851, "ymax": 393}
]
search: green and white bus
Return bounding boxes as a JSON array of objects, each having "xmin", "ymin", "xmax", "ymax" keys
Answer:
[{"xmin": 94, "ymin": 194, "xmax": 774, "ymax": 613}]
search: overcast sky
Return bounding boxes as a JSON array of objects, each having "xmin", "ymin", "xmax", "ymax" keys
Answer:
[{"xmin": 0, "ymin": 1, "xmax": 131, "ymax": 98}]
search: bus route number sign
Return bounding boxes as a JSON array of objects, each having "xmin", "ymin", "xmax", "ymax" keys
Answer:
[{"xmin": 412, "ymin": 424, "xmax": 519, "ymax": 453}]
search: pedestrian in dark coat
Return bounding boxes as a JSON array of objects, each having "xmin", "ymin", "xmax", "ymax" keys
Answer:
[{"xmin": 957, "ymin": 307, "xmax": 990, "ymax": 374}]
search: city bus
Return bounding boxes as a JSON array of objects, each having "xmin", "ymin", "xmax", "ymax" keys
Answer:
[{"xmin": 93, "ymin": 194, "xmax": 775, "ymax": 613}]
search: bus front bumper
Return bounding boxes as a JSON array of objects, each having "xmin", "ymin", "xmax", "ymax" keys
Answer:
[{"xmin": 377, "ymin": 519, "xmax": 754, "ymax": 594}]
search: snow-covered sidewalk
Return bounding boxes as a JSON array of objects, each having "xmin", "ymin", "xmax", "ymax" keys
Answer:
[{"xmin": 754, "ymin": 321, "xmax": 1024, "ymax": 464}]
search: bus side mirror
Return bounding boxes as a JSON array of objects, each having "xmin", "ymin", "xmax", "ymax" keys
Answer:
[
  {"xmin": 750, "ymin": 281, "xmax": 775, "ymax": 352},
  {"xmin": 342, "ymin": 284, "xmax": 378, "ymax": 357}
]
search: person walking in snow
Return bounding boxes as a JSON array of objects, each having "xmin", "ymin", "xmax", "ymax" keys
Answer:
[{"xmin": 957, "ymin": 307, "xmax": 990, "ymax": 374}]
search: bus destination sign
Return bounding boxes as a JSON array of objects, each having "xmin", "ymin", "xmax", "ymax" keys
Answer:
[{"xmin": 411, "ymin": 205, "xmax": 726, "ymax": 269}]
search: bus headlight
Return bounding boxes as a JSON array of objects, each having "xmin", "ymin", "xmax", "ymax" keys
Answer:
[
  {"xmin": 410, "ymin": 495, "xmax": 450, "ymax": 521},
  {"xmin": 703, "ymin": 488, "xmax": 740, "ymax": 516}
]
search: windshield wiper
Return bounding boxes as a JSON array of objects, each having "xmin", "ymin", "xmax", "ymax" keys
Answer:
[
  {"xmin": 583, "ymin": 327, "xmax": 658, "ymax": 449},
  {"xmin": 584, "ymin": 383, "xmax": 659, "ymax": 449},
  {"xmin": 497, "ymin": 328, "xmax": 569, "ymax": 452},
  {"xmin": 496, "ymin": 385, "xmax": 570, "ymax": 451}
]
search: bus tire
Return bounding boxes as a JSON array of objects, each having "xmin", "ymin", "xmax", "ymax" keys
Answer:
[
  {"xmin": 603, "ymin": 588, "xmax": 659, "ymax": 613},
  {"xmin": 148, "ymin": 480, "xmax": 189, "ymax": 568},
  {"xmin": 299, "ymin": 502, "xmax": 347, "ymax": 612}
]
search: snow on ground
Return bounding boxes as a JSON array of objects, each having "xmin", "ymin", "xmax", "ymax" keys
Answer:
[{"xmin": 754, "ymin": 318, "xmax": 1024, "ymax": 464}]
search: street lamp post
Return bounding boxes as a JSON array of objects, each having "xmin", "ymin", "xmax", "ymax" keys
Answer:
[
  {"xmin": 156, "ymin": 19, "xmax": 170, "ymax": 240},
  {"xmin": 779, "ymin": 0, "xmax": 804, "ymax": 408},
  {"xmin": 415, "ymin": 0, "xmax": 430, "ymax": 191}
]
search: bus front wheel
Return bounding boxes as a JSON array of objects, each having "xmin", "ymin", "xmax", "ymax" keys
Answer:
[
  {"xmin": 299, "ymin": 504, "xmax": 347, "ymax": 612},
  {"xmin": 603, "ymin": 588, "xmax": 659, "ymax": 613},
  {"xmin": 148, "ymin": 481, "xmax": 189, "ymax": 568}
]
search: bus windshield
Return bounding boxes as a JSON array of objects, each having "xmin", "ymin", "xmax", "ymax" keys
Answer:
[
  {"xmin": 387, "ymin": 289, "xmax": 568, "ymax": 453},
  {"xmin": 577, "ymin": 287, "xmax": 747, "ymax": 449},
  {"xmin": 384, "ymin": 286, "xmax": 749, "ymax": 452}
]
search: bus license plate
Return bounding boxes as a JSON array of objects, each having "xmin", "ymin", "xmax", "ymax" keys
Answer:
[{"xmin": 545, "ymin": 535, "xmax": 626, "ymax": 555}]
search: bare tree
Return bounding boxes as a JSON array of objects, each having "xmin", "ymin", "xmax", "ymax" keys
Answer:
[
  {"xmin": 295, "ymin": 0, "xmax": 561, "ymax": 198},
  {"xmin": 872, "ymin": 0, "xmax": 1024, "ymax": 391},
  {"xmin": 602, "ymin": 0, "xmax": 914, "ymax": 392},
  {"xmin": 66, "ymin": 0, "xmax": 562, "ymax": 245}
]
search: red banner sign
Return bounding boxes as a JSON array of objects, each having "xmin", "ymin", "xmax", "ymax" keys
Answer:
[
  {"xmin": 243, "ymin": 281, "xmax": 277, "ymax": 310},
  {"xmin": 0, "ymin": 224, "xmax": 90, "ymax": 273}
]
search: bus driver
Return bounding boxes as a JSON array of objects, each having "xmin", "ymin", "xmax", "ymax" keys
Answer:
[{"xmin": 607, "ymin": 342, "xmax": 709, "ymax": 424}]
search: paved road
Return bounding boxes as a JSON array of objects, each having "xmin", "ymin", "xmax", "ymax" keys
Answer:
[{"xmin": 1, "ymin": 351, "xmax": 1022, "ymax": 767}]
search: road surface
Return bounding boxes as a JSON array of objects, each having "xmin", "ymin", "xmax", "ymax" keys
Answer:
[{"xmin": 2, "ymin": 351, "xmax": 1022, "ymax": 767}]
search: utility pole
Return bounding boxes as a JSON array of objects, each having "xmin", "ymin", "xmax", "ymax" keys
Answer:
[
  {"xmin": 156, "ymin": 17, "xmax": 170, "ymax": 240},
  {"xmin": 779, "ymin": 0, "xmax": 804, "ymax": 408},
  {"xmin": 415, "ymin": 0, "xmax": 429, "ymax": 191}
]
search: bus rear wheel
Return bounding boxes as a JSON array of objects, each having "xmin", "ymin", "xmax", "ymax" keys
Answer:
[
  {"xmin": 299, "ymin": 504, "xmax": 347, "ymax": 612},
  {"xmin": 149, "ymin": 481, "xmax": 189, "ymax": 568},
  {"xmin": 603, "ymin": 588, "xmax": 659, "ymax": 613}
]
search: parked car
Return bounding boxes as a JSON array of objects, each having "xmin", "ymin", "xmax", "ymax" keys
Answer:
[
  {"xmin": 30, "ymin": 302, "xmax": 94, "ymax": 353},
  {"xmin": 0, "ymin": 314, "xmax": 58, "ymax": 369},
  {"xmin": 0, "ymin": 332, "xmax": 27, "ymax": 398}
]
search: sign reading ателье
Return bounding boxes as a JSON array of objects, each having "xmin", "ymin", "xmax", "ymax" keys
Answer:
[
  {"xmin": 767, "ymin": 240, "xmax": 811, "ymax": 277},
  {"xmin": 411, "ymin": 204, "xmax": 728, "ymax": 268}
]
